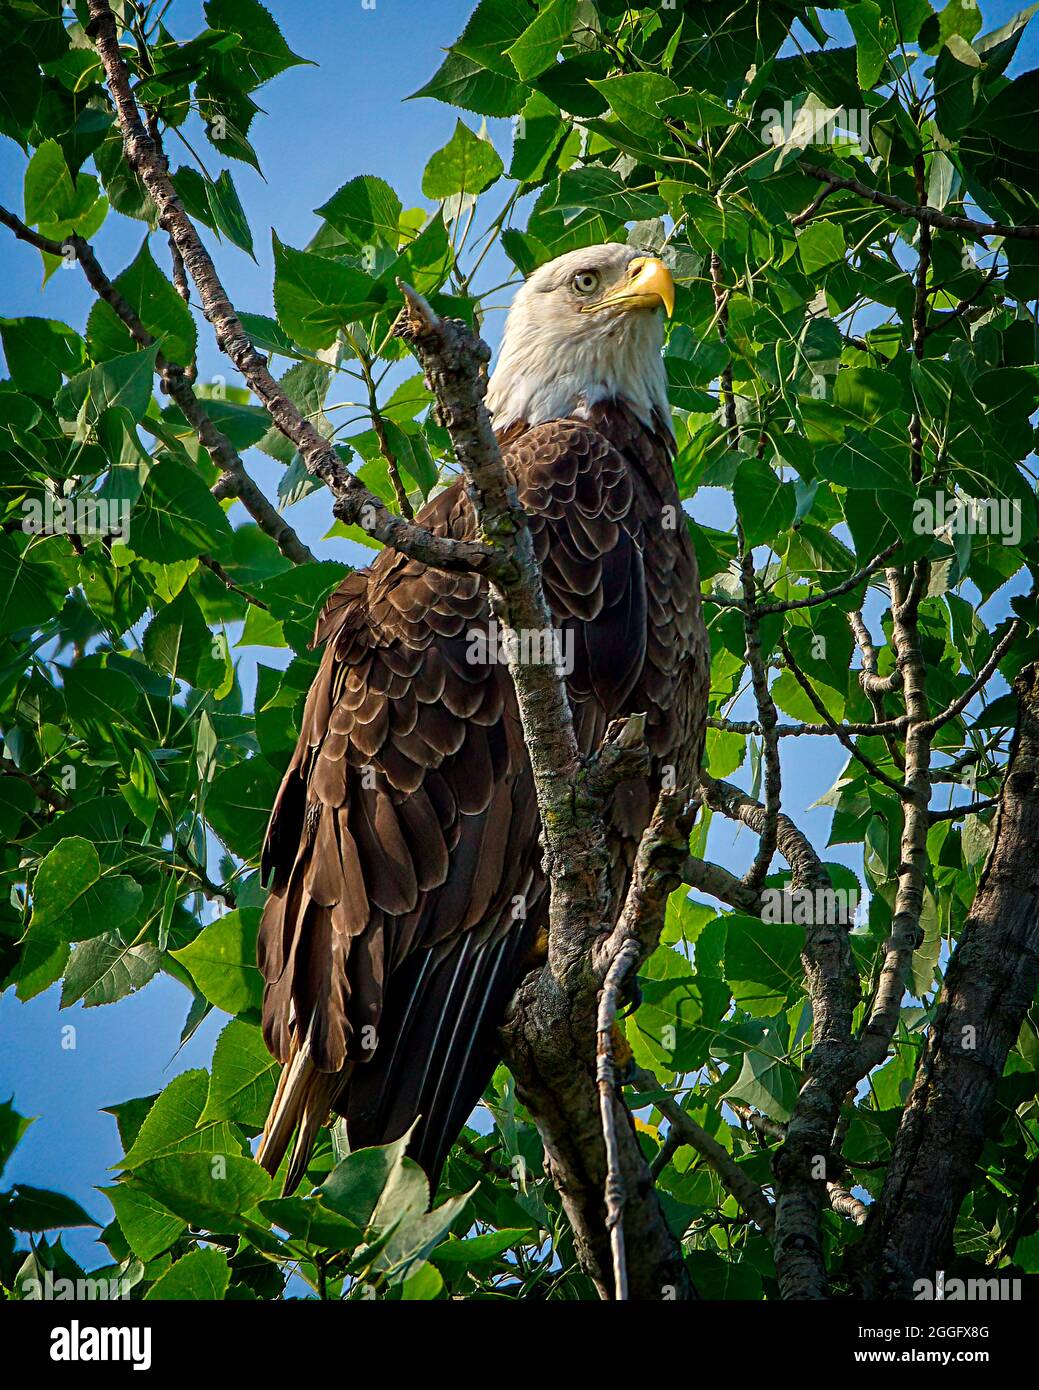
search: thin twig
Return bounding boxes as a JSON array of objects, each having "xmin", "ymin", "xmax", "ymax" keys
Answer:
[
  {"xmin": 630, "ymin": 1069, "xmax": 775, "ymax": 1236},
  {"xmin": 919, "ymin": 622, "xmax": 1021, "ymax": 739},
  {"xmin": 778, "ymin": 636, "xmax": 910, "ymax": 800},
  {"xmin": 798, "ymin": 162, "xmax": 1039, "ymax": 241},
  {"xmin": 597, "ymin": 939, "xmax": 641, "ymax": 1300},
  {"xmin": 923, "ymin": 264, "xmax": 999, "ymax": 338},
  {"xmin": 928, "ymin": 797, "xmax": 999, "ymax": 822}
]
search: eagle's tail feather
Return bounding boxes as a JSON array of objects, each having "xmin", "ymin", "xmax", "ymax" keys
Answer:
[
  {"xmin": 257, "ymin": 918, "xmax": 539, "ymax": 1196},
  {"xmin": 417, "ymin": 929, "xmax": 516, "ymax": 1179},
  {"xmin": 256, "ymin": 1044, "xmax": 346, "ymax": 1195},
  {"xmin": 343, "ymin": 919, "xmax": 536, "ymax": 1186}
]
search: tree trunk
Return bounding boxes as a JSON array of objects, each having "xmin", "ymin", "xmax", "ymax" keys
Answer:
[
  {"xmin": 860, "ymin": 662, "xmax": 1039, "ymax": 1296},
  {"xmin": 501, "ymin": 966, "xmax": 695, "ymax": 1300}
]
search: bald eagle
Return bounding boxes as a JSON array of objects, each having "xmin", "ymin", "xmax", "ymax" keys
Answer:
[{"xmin": 256, "ymin": 243, "xmax": 710, "ymax": 1192}]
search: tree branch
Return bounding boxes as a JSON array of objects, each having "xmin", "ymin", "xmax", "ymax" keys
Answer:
[
  {"xmin": 856, "ymin": 563, "xmax": 933, "ymax": 1074},
  {"xmin": 698, "ymin": 775, "xmax": 829, "ymax": 891},
  {"xmin": 736, "ymin": 532, "xmax": 781, "ymax": 890},
  {"xmin": 778, "ymin": 635, "xmax": 910, "ymax": 800},
  {"xmin": 927, "ymin": 797, "xmax": 999, "ymax": 823},
  {"xmin": 752, "ymin": 541, "xmax": 901, "ymax": 616},
  {"xmin": 0, "ymin": 202, "xmax": 317, "ymax": 568},
  {"xmin": 798, "ymin": 161, "xmax": 1039, "ymax": 241},
  {"xmin": 630, "ymin": 1068, "xmax": 775, "ymax": 1236},
  {"xmin": 918, "ymin": 621, "xmax": 1021, "ymax": 740},
  {"xmin": 86, "ymin": 0, "xmax": 499, "ymax": 581},
  {"xmin": 682, "ymin": 855, "xmax": 763, "ymax": 915}
]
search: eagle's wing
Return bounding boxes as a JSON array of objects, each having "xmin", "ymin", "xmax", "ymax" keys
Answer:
[{"xmin": 257, "ymin": 419, "xmax": 651, "ymax": 1190}]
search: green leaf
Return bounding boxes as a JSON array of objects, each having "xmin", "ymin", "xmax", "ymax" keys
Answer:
[
  {"xmin": 536, "ymin": 50, "xmax": 611, "ymax": 116},
  {"xmin": 119, "ymin": 1069, "xmax": 244, "ymax": 1170},
  {"xmin": 54, "ymin": 346, "xmax": 159, "ymax": 428},
  {"xmin": 920, "ymin": 1, "xmax": 982, "ymax": 54},
  {"xmin": 205, "ymin": 757, "xmax": 283, "ymax": 861},
  {"xmin": 130, "ymin": 456, "xmax": 234, "ymax": 562},
  {"xmin": 0, "ymin": 532, "xmax": 67, "ymax": 634},
  {"xmin": 0, "ymin": 42, "xmax": 41, "ymax": 149},
  {"xmin": 259, "ymin": 1193, "xmax": 362, "ymax": 1250},
  {"xmin": 665, "ymin": 357, "xmax": 719, "ymax": 412},
  {"xmin": 24, "ymin": 138, "xmax": 97, "ymax": 227},
  {"xmin": 421, "ymin": 120, "xmax": 504, "ymax": 199},
  {"xmin": 658, "ymin": 90, "xmax": 738, "ymax": 137},
  {"xmin": 725, "ymin": 915, "xmax": 804, "ymax": 1016},
  {"xmin": 27, "ymin": 836, "xmax": 143, "ymax": 946},
  {"xmin": 60, "ymin": 934, "xmax": 161, "ymax": 1009},
  {"xmin": 847, "ymin": 2, "xmax": 893, "ymax": 88},
  {"xmin": 86, "ymin": 239, "xmax": 197, "ymax": 367},
  {"xmin": 202, "ymin": 1020, "xmax": 278, "ymax": 1126},
  {"xmin": 533, "ymin": 167, "xmax": 666, "ymax": 224},
  {"xmin": 723, "ymin": 1041, "xmax": 798, "ymax": 1123},
  {"xmin": 685, "ymin": 1250, "xmax": 763, "ymax": 1300},
  {"xmin": 102, "ymin": 1183, "xmax": 187, "ymax": 1262},
  {"xmin": 144, "ymin": 1246, "xmax": 231, "ymax": 1301},
  {"xmin": 431, "ymin": 1228, "xmax": 527, "ymax": 1265},
  {"xmin": 814, "ymin": 434, "xmax": 913, "ymax": 495},
  {"xmin": 171, "ymin": 910, "xmax": 264, "ymax": 1014},
  {"xmin": 273, "ymin": 235, "xmax": 383, "ymax": 350},
  {"xmin": 589, "ymin": 72, "xmax": 679, "ymax": 136},
  {"xmin": 976, "ymin": 69, "xmax": 1039, "ymax": 150},
  {"xmin": 238, "ymin": 309, "xmax": 304, "ymax": 360},
  {"xmin": 381, "ymin": 213, "xmax": 452, "ymax": 298},
  {"xmin": 171, "ymin": 164, "xmax": 220, "ymax": 232},
  {"xmin": 0, "ymin": 1100, "xmax": 33, "ymax": 1182},
  {"xmin": 934, "ymin": 35, "xmax": 981, "ymax": 137},
  {"xmin": 142, "ymin": 586, "xmax": 227, "ymax": 688},
  {"xmin": 203, "ymin": 0, "xmax": 308, "ymax": 87},
  {"xmin": 797, "ymin": 220, "xmax": 847, "ymax": 274},
  {"xmin": 62, "ymin": 661, "xmax": 139, "ymax": 739},
  {"xmin": 316, "ymin": 175, "xmax": 402, "ymax": 249},
  {"xmin": 733, "ymin": 458, "xmax": 796, "ymax": 548},
  {"xmin": 322, "ymin": 1127, "xmax": 415, "ymax": 1230},
  {"xmin": 409, "ymin": 0, "xmax": 532, "ymax": 116},
  {"xmin": 505, "ymin": 0, "xmax": 577, "ymax": 80},
  {"xmin": 508, "ymin": 91, "xmax": 568, "ymax": 183},
  {"xmin": 409, "ymin": 48, "xmax": 527, "ymax": 117},
  {"xmin": 381, "ymin": 418, "xmax": 437, "ymax": 496},
  {"xmin": 975, "ymin": 4, "xmax": 1039, "ymax": 78},
  {"xmin": 0, "ymin": 317, "xmax": 84, "ymax": 396},
  {"xmin": 208, "ymin": 169, "xmax": 254, "ymax": 257},
  {"xmin": 6, "ymin": 1185, "xmax": 98, "ymax": 1232},
  {"xmin": 134, "ymin": 1152, "xmax": 273, "ymax": 1229}
]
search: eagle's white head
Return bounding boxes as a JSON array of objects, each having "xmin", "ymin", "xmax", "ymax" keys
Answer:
[{"xmin": 485, "ymin": 242, "xmax": 675, "ymax": 436}]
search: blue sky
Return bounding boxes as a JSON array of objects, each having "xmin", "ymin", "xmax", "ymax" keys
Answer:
[{"xmin": 0, "ymin": 0, "xmax": 1034, "ymax": 1270}]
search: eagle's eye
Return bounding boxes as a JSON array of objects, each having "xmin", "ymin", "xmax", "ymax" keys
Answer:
[{"xmin": 571, "ymin": 270, "xmax": 600, "ymax": 296}]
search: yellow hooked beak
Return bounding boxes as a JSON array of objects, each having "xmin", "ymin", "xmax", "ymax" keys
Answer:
[{"xmin": 585, "ymin": 255, "xmax": 675, "ymax": 318}]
